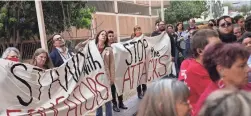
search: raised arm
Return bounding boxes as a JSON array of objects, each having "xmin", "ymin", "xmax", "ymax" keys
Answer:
[{"xmin": 75, "ymin": 40, "xmax": 89, "ymax": 52}]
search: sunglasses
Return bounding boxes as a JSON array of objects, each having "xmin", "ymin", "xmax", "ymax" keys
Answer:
[{"xmin": 220, "ymin": 22, "xmax": 232, "ymax": 28}]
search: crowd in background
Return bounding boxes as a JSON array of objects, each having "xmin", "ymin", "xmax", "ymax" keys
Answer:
[
  {"xmin": 1, "ymin": 14, "xmax": 251, "ymax": 116},
  {"xmin": 136, "ymin": 14, "xmax": 251, "ymax": 116}
]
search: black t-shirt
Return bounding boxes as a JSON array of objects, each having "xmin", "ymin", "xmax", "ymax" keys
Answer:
[
  {"xmin": 218, "ymin": 32, "xmax": 237, "ymax": 43},
  {"xmin": 151, "ymin": 31, "xmax": 161, "ymax": 37}
]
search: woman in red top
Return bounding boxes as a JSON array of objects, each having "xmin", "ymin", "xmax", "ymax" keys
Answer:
[
  {"xmin": 193, "ymin": 43, "xmax": 250, "ymax": 116},
  {"xmin": 178, "ymin": 29, "xmax": 221, "ymax": 112}
]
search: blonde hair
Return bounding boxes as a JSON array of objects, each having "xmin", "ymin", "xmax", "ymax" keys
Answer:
[
  {"xmin": 31, "ymin": 48, "xmax": 54, "ymax": 69},
  {"xmin": 199, "ymin": 88, "xmax": 251, "ymax": 116},
  {"xmin": 131, "ymin": 25, "xmax": 142, "ymax": 39},
  {"xmin": 137, "ymin": 78, "xmax": 189, "ymax": 116},
  {"xmin": 198, "ymin": 24, "xmax": 210, "ymax": 30}
]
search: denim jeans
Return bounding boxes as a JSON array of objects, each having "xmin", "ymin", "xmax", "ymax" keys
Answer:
[{"xmin": 96, "ymin": 101, "xmax": 112, "ymax": 116}]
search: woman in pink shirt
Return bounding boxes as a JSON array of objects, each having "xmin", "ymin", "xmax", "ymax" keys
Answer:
[{"xmin": 193, "ymin": 43, "xmax": 250, "ymax": 116}]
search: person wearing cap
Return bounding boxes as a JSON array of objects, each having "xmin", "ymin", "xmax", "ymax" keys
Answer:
[{"xmin": 49, "ymin": 34, "xmax": 74, "ymax": 67}]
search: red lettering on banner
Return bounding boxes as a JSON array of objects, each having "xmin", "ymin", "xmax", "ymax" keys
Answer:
[
  {"xmin": 136, "ymin": 61, "xmax": 143, "ymax": 86},
  {"xmin": 148, "ymin": 55, "xmax": 169, "ymax": 82},
  {"xmin": 5, "ymin": 72, "xmax": 109, "ymax": 116},
  {"xmin": 141, "ymin": 61, "xmax": 147, "ymax": 83},
  {"xmin": 95, "ymin": 72, "xmax": 109, "ymax": 100},
  {"xmin": 80, "ymin": 81, "xmax": 95, "ymax": 110},
  {"xmin": 148, "ymin": 59, "xmax": 153, "ymax": 81},
  {"xmin": 130, "ymin": 63, "xmax": 138, "ymax": 89},
  {"xmin": 37, "ymin": 107, "xmax": 46, "ymax": 116},
  {"xmin": 72, "ymin": 85, "xmax": 84, "ymax": 115},
  {"xmin": 7, "ymin": 109, "xmax": 22, "ymax": 116},
  {"xmin": 56, "ymin": 96, "xmax": 64, "ymax": 104},
  {"xmin": 28, "ymin": 109, "xmax": 35, "ymax": 116},
  {"xmin": 49, "ymin": 103, "xmax": 58, "ymax": 116},
  {"xmin": 152, "ymin": 59, "xmax": 159, "ymax": 79},
  {"xmin": 86, "ymin": 77, "xmax": 99, "ymax": 105},
  {"xmin": 64, "ymin": 99, "xmax": 78, "ymax": 116},
  {"xmin": 122, "ymin": 67, "xmax": 131, "ymax": 93},
  {"xmin": 123, "ymin": 61, "xmax": 149, "ymax": 92},
  {"xmin": 158, "ymin": 55, "xmax": 168, "ymax": 77}
]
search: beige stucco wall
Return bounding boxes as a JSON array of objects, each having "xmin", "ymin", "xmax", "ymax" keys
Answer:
[
  {"xmin": 137, "ymin": 17, "xmax": 151, "ymax": 34},
  {"xmin": 119, "ymin": 16, "xmax": 136, "ymax": 36}
]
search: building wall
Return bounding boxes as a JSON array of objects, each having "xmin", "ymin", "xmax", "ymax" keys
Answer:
[
  {"xmin": 119, "ymin": 16, "xmax": 136, "ymax": 36},
  {"xmin": 137, "ymin": 17, "xmax": 151, "ymax": 34},
  {"xmin": 61, "ymin": 0, "xmax": 168, "ymax": 40},
  {"xmin": 94, "ymin": 14, "xmax": 117, "ymax": 34}
]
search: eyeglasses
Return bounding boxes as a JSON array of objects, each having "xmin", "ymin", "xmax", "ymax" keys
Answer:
[{"xmin": 220, "ymin": 22, "xmax": 232, "ymax": 28}]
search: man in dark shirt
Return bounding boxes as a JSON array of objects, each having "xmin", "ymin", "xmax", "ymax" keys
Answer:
[
  {"xmin": 166, "ymin": 24, "xmax": 177, "ymax": 57},
  {"xmin": 151, "ymin": 21, "xmax": 166, "ymax": 36}
]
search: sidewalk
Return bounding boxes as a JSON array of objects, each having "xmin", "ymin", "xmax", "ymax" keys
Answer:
[
  {"xmin": 86, "ymin": 95, "xmax": 140, "ymax": 116},
  {"xmin": 114, "ymin": 95, "xmax": 140, "ymax": 116}
]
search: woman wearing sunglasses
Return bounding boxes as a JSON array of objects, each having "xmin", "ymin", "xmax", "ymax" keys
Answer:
[{"xmin": 217, "ymin": 16, "xmax": 237, "ymax": 43}]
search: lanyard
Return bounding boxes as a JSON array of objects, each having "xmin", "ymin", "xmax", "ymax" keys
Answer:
[{"xmin": 59, "ymin": 52, "xmax": 70, "ymax": 61}]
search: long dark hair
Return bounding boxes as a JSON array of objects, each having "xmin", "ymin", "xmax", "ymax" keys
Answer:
[
  {"xmin": 175, "ymin": 22, "xmax": 184, "ymax": 32},
  {"xmin": 95, "ymin": 30, "xmax": 109, "ymax": 48}
]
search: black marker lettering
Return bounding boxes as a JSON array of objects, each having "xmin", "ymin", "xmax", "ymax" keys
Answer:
[
  {"xmin": 124, "ymin": 43, "xmax": 132, "ymax": 65},
  {"xmin": 130, "ymin": 41, "xmax": 138, "ymax": 63},
  {"xmin": 11, "ymin": 63, "xmax": 33, "ymax": 106}
]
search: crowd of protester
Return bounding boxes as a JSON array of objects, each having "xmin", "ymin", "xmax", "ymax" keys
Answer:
[
  {"xmin": 137, "ymin": 14, "xmax": 251, "ymax": 116},
  {"xmin": 2, "ymin": 14, "xmax": 251, "ymax": 116}
]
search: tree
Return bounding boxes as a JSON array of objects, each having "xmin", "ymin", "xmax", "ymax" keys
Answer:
[
  {"xmin": 164, "ymin": 1, "xmax": 207, "ymax": 24},
  {"xmin": 238, "ymin": 5, "xmax": 250, "ymax": 16},
  {"xmin": 42, "ymin": 1, "xmax": 95, "ymax": 35},
  {"xmin": 223, "ymin": 2, "xmax": 234, "ymax": 11},
  {"xmin": 211, "ymin": 1, "xmax": 224, "ymax": 19},
  {"xmin": 0, "ymin": 1, "xmax": 94, "ymax": 46}
]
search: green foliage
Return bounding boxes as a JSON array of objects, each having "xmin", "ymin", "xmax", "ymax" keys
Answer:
[
  {"xmin": 0, "ymin": 1, "xmax": 38, "ymax": 42},
  {"xmin": 71, "ymin": 6, "xmax": 95, "ymax": 29},
  {"xmin": 237, "ymin": 5, "xmax": 250, "ymax": 16},
  {"xmin": 42, "ymin": 1, "xmax": 95, "ymax": 34},
  {"xmin": 164, "ymin": 1, "xmax": 207, "ymax": 24},
  {"xmin": 223, "ymin": 2, "xmax": 234, "ymax": 11},
  {"xmin": 211, "ymin": 1, "xmax": 224, "ymax": 19},
  {"xmin": 223, "ymin": 2, "xmax": 251, "ymax": 16},
  {"xmin": 0, "ymin": 1, "xmax": 95, "ymax": 43}
]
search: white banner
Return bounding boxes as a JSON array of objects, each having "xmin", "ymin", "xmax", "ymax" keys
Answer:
[
  {"xmin": 112, "ymin": 32, "xmax": 172, "ymax": 95},
  {"xmin": 0, "ymin": 33, "xmax": 172, "ymax": 116},
  {"xmin": 0, "ymin": 40, "xmax": 111, "ymax": 116}
]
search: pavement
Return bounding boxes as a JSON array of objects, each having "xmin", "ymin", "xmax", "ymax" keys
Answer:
[
  {"xmin": 114, "ymin": 95, "xmax": 140, "ymax": 116},
  {"xmin": 86, "ymin": 92, "xmax": 141, "ymax": 116}
]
